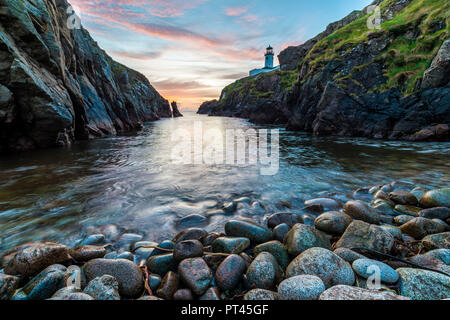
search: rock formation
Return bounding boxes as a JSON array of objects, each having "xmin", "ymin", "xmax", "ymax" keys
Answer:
[
  {"xmin": 200, "ymin": 0, "xmax": 449, "ymax": 141},
  {"xmin": 0, "ymin": 0, "xmax": 172, "ymax": 153},
  {"xmin": 171, "ymin": 101, "xmax": 183, "ymax": 118}
]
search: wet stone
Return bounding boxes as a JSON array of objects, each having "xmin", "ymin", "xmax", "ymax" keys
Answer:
[
  {"xmin": 419, "ymin": 207, "xmax": 450, "ymax": 220},
  {"xmin": 397, "ymin": 268, "xmax": 450, "ymax": 300},
  {"xmin": 146, "ymin": 254, "xmax": 177, "ymax": 277},
  {"xmin": 69, "ymin": 245, "xmax": 106, "ymax": 262},
  {"xmin": 203, "ymin": 254, "xmax": 226, "ymax": 270},
  {"xmin": 343, "ymin": 200, "xmax": 380, "ymax": 224},
  {"xmin": 314, "ymin": 211, "xmax": 353, "ymax": 235},
  {"xmin": 79, "ymin": 234, "xmax": 105, "ymax": 246},
  {"xmin": 333, "ymin": 248, "xmax": 366, "ymax": 264},
  {"xmin": 212, "ymin": 237, "xmax": 250, "ymax": 254},
  {"xmin": 116, "ymin": 233, "xmax": 143, "ymax": 249},
  {"xmin": 156, "ymin": 271, "xmax": 179, "ymax": 300},
  {"xmin": 225, "ymin": 220, "xmax": 273, "ymax": 244},
  {"xmin": 173, "ymin": 240, "xmax": 204, "ymax": 262},
  {"xmin": 178, "ymin": 258, "xmax": 212, "ymax": 295},
  {"xmin": 83, "ymin": 275, "xmax": 120, "ymax": 300},
  {"xmin": 400, "ymin": 217, "xmax": 445, "ymax": 239},
  {"xmin": 83, "ymin": 258, "xmax": 143, "ymax": 297},
  {"xmin": 254, "ymin": 241, "xmax": 290, "ymax": 270},
  {"xmin": 244, "ymin": 289, "xmax": 278, "ymax": 300},
  {"xmin": 246, "ymin": 252, "xmax": 280, "ymax": 290},
  {"xmin": 394, "ymin": 215, "xmax": 415, "ymax": 226},
  {"xmin": 278, "ymin": 275, "xmax": 325, "ymax": 300},
  {"xmin": 0, "ymin": 274, "xmax": 21, "ymax": 300},
  {"xmin": 266, "ymin": 212, "xmax": 303, "ymax": 229},
  {"xmin": 49, "ymin": 292, "xmax": 94, "ymax": 300},
  {"xmin": 148, "ymin": 274, "xmax": 162, "ymax": 291},
  {"xmin": 425, "ymin": 249, "xmax": 450, "ymax": 265},
  {"xmin": 284, "ymin": 224, "xmax": 331, "ymax": 257},
  {"xmin": 199, "ymin": 287, "xmax": 221, "ymax": 300},
  {"xmin": 352, "ymin": 259, "xmax": 399, "ymax": 284},
  {"xmin": 286, "ymin": 248, "xmax": 355, "ymax": 288},
  {"xmin": 422, "ymin": 232, "xmax": 450, "ymax": 249},
  {"xmin": 5, "ymin": 242, "xmax": 70, "ymax": 277},
  {"xmin": 389, "ymin": 191, "xmax": 418, "ymax": 206},
  {"xmin": 173, "ymin": 288, "xmax": 194, "ymax": 300},
  {"xmin": 394, "ymin": 205, "xmax": 421, "ymax": 217},
  {"xmin": 420, "ymin": 188, "xmax": 450, "ymax": 208},
  {"xmin": 215, "ymin": 254, "xmax": 246, "ymax": 291},
  {"xmin": 272, "ymin": 223, "xmax": 290, "ymax": 242},
  {"xmin": 173, "ymin": 228, "xmax": 208, "ymax": 243},
  {"xmin": 149, "ymin": 240, "xmax": 175, "ymax": 257},
  {"xmin": 319, "ymin": 285, "xmax": 410, "ymax": 300}
]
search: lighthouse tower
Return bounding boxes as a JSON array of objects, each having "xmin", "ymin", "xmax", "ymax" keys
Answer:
[
  {"xmin": 249, "ymin": 45, "xmax": 280, "ymax": 76},
  {"xmin": 265, "ymin": 45, "xmax": 274, "ymax": 69}
]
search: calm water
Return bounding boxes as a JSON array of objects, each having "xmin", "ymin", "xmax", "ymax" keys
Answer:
[{"xmin": 0, "ymin": 112, "xmax": 449, "ymax": 251}]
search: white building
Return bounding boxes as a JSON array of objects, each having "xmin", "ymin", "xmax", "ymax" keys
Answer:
[{"xmin": 249, "ymin": 45, "xmax": 280, "ymax": 77}]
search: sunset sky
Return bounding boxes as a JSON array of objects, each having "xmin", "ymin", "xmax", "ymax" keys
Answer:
[{"xmin": 70, "ymin": 0, "xmax": 373, "ymax": 110}]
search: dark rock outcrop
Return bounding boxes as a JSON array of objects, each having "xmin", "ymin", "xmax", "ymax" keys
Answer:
[
  {"xmin": 200, "ymin": 0, "xmax": 449, "ymax": 141},
  {"xmin": 171, "ymin": 101, "xmax": 183, "ymax": 118},
  {"xmin": 0, "ymin": 0, "xmax": 172, "ymax": 153}
]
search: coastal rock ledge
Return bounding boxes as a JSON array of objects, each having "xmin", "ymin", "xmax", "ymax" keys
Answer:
[{"xmin": 0, "ymin": 0, "xmax": 172, "ymax": 153}]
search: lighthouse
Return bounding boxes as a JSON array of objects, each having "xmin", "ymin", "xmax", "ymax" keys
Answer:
[
  {"xmin": 249, "ymin": 45, "xmax": 280, "ymax": 77},
  {"xmin": 265, "ymin": 45, "xmax": 274, "ymax": 69}
]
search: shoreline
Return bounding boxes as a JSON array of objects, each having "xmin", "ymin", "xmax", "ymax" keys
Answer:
[{"xmin": 1, "ymin": 182, "xmax": 449, "ymax": 301}]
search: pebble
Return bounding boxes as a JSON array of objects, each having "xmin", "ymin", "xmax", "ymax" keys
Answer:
[
  {"xmin": 19, "ymin": 265, "xmax": 66, "ymax": 300},
  {"xmin": 156, "ymin": 271, "xmax": 179, "ymax": 300},
  {"xmin": 212, "ymin": 237, "xmax": 250, "ymax": 254},
  {"xmin": 225, "ymin": 220, "xmax": 273, "ymax": 243},
  {"xmin": 425, "ymin": 249, "xmax": 450, "ymax": 265},
  {"xmin": 314, "ymin": 211, "xmax": 352, "ymax": 235},
  {"xmin": 419, "ymin": 207, "xmax": 450, "ymax": 220},
  {"xmin": 149, "ymin": 240, "xmax": 175, "ymax": 257},
  {"xmin": 397, "ymin": 268, "xmax": 450, "ymax": 300},
  {"xmin": 422, "ymin": 232, "xmax": 450, "ymax": 249},
  {"xmin": 254, "ymin": 241, "xmax": 290, "ymax": 270},
  {"xmin": 69, "ymin": 245, "xmax": 106, "ymax": 262},
  {"xmin": 173, "ymin": 288, "xmax": 194, "ymax": 300},
  {"xmin": 319, "ymin": 285, "xmax": 410, "ymax": 300},
  {"xmin": 304, "ymin": 198, "xmax": 342, "ymax": 211},
  {"xmin": 116, "ymin": 233, "xmax": 143, "ymax": 249},
  {"xmin": 278, "ymin": 275, "xmax": 325, "ymax": 300},
  {"xmin": 372, "ymin": 201, "xmax": 397, "ymax": 217},
  {"xmin": 83, "ymin": 275, "xmax": 120, "ymax": 300},
  {"xmin": 178, "ymin": 258, "xmax": 212, "ymax": 295},
  {"xmin": 420, "ymin": 188, "xmax": 450, "ymax": 208},
  {"xmin": 49, "ymin": 292, "xmax": 94, "ymax": 300},
  {"xmin": 203, "ymin": 254, "xmax": 226, "ymax": 270},
  {"xmin": 116, "ymin": 252, "xmax": 134, "ymax": 261},
  {"xmin": 82, "ymin": 258, "xmax": 143, "ymax": 297},
  {"xmin": 5, "ymin": 242, "xmax": 70, "ymax": 277},
  {"xmin": 215, "ymin": 254, "xmax": 246, "ymax": 291},
  {"xmin": 199, "ymin": 287, "xmax": 221, "ymax": 300},
  {"xmin": 272, "ymin": 223, "xmax": 290, "ymax": 242},
  {"xmin": 335, "ymin": 220, "xmax": 395, "ymax": 254},
  {"xmin": 286, "ymin": 248, "xmax": 355, "ymax": 288},
  {"xmin": 173, "ymin": 240, "xmax": 203, "ymax": 262},
  {"xmin": 148, "ymin": 274, "xmax": 162, "ymax": 291},
  {"xmin": 380, "ymin": 225, "xmax": 403, "ymax": 240},
  {"xmin": 394, "ymin": 205, "xmax": 421, "ymax": 217},
  {"xmin": 0, "ymin": 274, "xmax": 20, "ymax": 300},
  {"xmin": 284, "ymin": 224, "xmax": 331, "ymax": 256},
  {"xmin": 244, "ymin": 289, "xmax": 278, "ymax": 300},
  {"xmin": 400, "ymin": 217, "xmax": 445, "ymax": 239},
  {"xmin": 343, "ymin": 200, "xmax": 380, "ymax": 224},
  {"xmin": 79, "ymin": 234, "xmax": 105, "ymax": 246},
  {"xmin": 333, "ymin": 248, "xmax": 366, "ymax": 263},
  {"xmin": 246, "ymin": 252, "xmax": 280, "ymax": 290},
  {"xmin": 146, "ymin": 254, "xmax": 177, "ymax": 276},
  {"xmin": 266, "ymin": 212, "xmax": 303, "ymax": 229},
  {"xmin": 394, "ymin": 215, "xmax": 415, "ymax": 225},
  {"xmin": 352, "ymin": 259, "xmax": 399, "ymax": 284},
  {"xmin": 389, "ymin": 191, "xmax": 418, "ymax": 205},
  {"xmin": 173, "ymin": 228, "xmax": 208, "ymax": 243}
]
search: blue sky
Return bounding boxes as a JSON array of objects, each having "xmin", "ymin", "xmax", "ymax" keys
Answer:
[{"xmin": 70, "ymin": 0, "xmax": 373, "ymax": 109}]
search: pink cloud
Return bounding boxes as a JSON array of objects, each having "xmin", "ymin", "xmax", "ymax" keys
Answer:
[{"xmin": 224, "ymin": 6, "xmax": 248, "ymax": 16}]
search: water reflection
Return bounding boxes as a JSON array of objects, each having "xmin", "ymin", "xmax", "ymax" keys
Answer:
[{"xmin": 0, "ymin": 111, "xmax": 449, "ymax": 250}]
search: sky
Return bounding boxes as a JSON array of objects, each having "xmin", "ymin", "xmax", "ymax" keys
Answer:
[{"xmin": 70, "ymin": 0, "xmax": 373, "ymax": 110}]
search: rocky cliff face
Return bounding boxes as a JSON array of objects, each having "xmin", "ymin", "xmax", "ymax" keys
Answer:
[
  {"xmin": 200, "ymin": 0, "xmax": 449, "ymax": 141},
  {"xmin": 0, "ymin": 0, "xmax": 172, "ymax": 153}
]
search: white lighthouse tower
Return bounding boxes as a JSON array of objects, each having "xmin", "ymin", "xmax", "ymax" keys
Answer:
[
  {"xmin": 250, "ymin": 45, "xmax": 280, "ymax": 76},
  {"xmin": 265, "ymin": 45, "xmax": 274, "ymax": 69}
]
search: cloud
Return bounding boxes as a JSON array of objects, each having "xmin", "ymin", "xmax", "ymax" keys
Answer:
[
  {"xmin": 224, "ymin": 6, "xmax": 248, "ymax": 16},
  {"xmin": 152, "ymin": 79, "xmax": 211, "ymax": 90}
]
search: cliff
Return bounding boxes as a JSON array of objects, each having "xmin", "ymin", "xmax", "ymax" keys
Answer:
[
  {"xmin": 200, "ymin": 0, "xmax": 449, "ymax": 141},
  {"xmin": 0, "ymin": 0, "xmax": 172, "ymax": 153}
]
